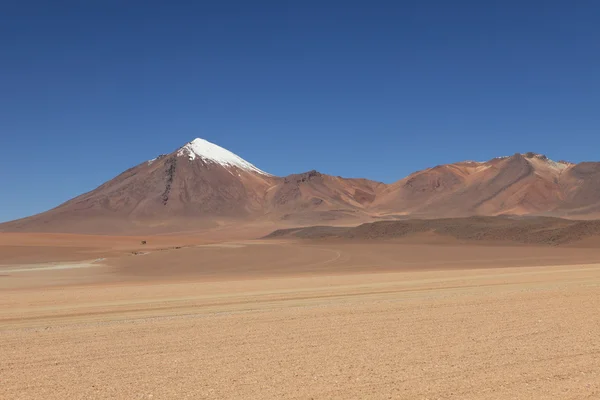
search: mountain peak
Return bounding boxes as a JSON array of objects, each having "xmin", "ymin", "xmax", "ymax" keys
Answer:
[
  {"xmin": 519, "ymin": 152, "xmax": 572, "ymax": 170},
  {"xmin": 176, "ymin": 138, "xmax": 271, "ymax": 175},
  {"xmin": 522, "ymin": 152, "xmax": 549, "ymax": 160}
]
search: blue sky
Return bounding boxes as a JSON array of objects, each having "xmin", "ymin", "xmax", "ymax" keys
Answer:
[{"xmin": 1, "ymin": 1, "xmax": 599, "ymax": 222}]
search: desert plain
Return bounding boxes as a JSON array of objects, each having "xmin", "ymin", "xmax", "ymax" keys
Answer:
[{"xmin": 2, "ymin": 230, "xmax": 600, "ymax": 399}]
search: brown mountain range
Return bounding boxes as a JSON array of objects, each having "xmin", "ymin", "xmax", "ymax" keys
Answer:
[
  {"xmin": 2, "ymin": 139, "xmax": 599, "ymax": 234},
  {"xmin": 372, "ymin": 152, "xmax": 597, "ymax": 218}
]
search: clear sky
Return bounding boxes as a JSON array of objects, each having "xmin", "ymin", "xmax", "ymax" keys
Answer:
[{"xmin": 1, "ymin": 1, "xmax": 599, "ymax": 222}]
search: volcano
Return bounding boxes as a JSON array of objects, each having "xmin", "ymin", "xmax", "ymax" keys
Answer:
[{"xmin": 0, "ymin": 138, "xmax": 382, "ymax": 233}]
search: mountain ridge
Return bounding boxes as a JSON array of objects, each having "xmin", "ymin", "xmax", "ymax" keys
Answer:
[{"xmin": 2, "ymin": 138, "xmax": 600, "ymax": 234}]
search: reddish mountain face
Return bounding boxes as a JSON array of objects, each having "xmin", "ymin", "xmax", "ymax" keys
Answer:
[
  {"xmin": 2, "ymin": 140, "xmax": 600, "ymax": 234},
  {"xmin": 1, "ymin": 139, "xmax": 278, "ymax": 233},
  {"xmin": 263, "ymin": 170, "xmax": 385, "ymax": 224},
  {"xmin": 372, "ymin": 153, "xmax": 581, "ymax": 217},
  {"xmin": 557, "ymin": 162, "xmax": 600, "ymax": 215},
  {"xmin": 0, "ymin": 139, "xmax": 384, "ymax": 233}
]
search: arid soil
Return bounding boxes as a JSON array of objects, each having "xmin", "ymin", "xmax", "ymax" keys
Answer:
[
  {"xmin": 265, "ymin": 216, "xmax": 600, "ymax": 246},
  {"xmin": 2, "ymin": 234, "xmax": 600, "ymax": 399}
]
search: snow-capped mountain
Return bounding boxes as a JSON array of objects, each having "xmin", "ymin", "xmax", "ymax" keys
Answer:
[{"xmin": 0, "ymin": 138, "xmax": 381, "ymax": 233}]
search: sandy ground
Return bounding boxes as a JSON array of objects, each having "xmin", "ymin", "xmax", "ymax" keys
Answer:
[{"xmin": 2, "ymin": 236, "xmax": 600, "ymax": 399}]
